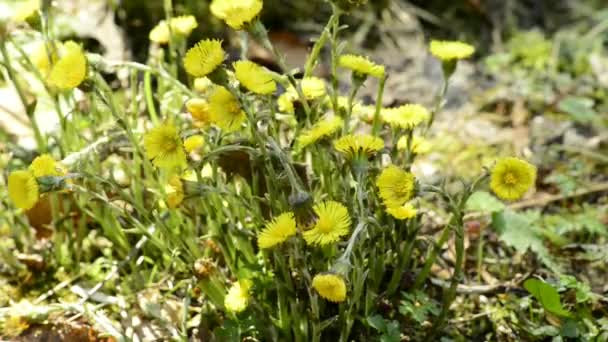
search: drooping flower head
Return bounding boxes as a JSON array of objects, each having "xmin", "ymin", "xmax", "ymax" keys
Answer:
[
  {"xmin": 490, "ymin": 157, "xmax": 536, "ymax": 201},
  {"xmin": 208, "ymin": 86, "xmax": 246, "ymax": 132},
  {"xmin": 296, "ymin": 116, "xmax": 344, "ymax": 149},
  {"xmin": 312, "ymin": 273, "xmax": 347, "ymax": 303},
  {"xmin": 183, "ymin": 135, "xmax": 205, "ymax": 153},
  {"xmin": 381, "ymin": 104, "xmax": 430, "ymax": 130},
  {"xmin": 233, "ymin": 60, "xmax": 276, "ymax": 95},
  {"xmin": 429, "ymin": 40, "xmax": 475, "ymax": 61},
  {"xmin": 166, "ymin": 175, "xmax": 184, "ymax": 209},
  {"xmin": 29, "ymin": 154, "xmax": 66, "ymax": 178},
  {"xmin": 8, "ymin": 170, "xmax": 39, "ymax": 210},
  {"xmin": 183, "ymin": 39, "xmax": 225, "ymax": 77},
  {"xmin": 397, "ymin": 135, "xmax": 432, "ymax": 155},
  {"xmin": 31, "ymin": 42, "xmax": 58, "ymax": 77},
  {"xmin": 339, "ymin": 54, "xmax": 385, "ymax": 79},
  {"xmin": 334, "ymin": 134, "xmax": 384, "ymax": 160},
  {"xmin": 303, "ymin": 201, "xmax": 351, "ymax": 246},
  {"xmin": 210, "ymin": 0, "xmax": 263, "ymax": 30},
  {"xmin": 376, "ymin": 165, "xmax": 416, "ymax": 208},
  {"xmin": 186, "ymin": 98, "xmax": 212, "ymax": 127},
  {"xmin": 143, "ymin": 123, "xmax": 187, "ymax": 170},
  {"xmin": 257, "ymin": 212, "xmax": 297, "ymax": 249},
  {"xmin": 224, "ymin": 279, "xmax": 253, "ymax": 313},
  {"xmin": 149, "ymin": 15, "xmax": 198, "ymax": 44},
  {"xmin": 48, "ymin": 41, "xmax": 87, "ymax": 90}
]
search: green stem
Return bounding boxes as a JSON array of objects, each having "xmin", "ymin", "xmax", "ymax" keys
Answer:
[
  {"xmin": 425, "ymin": 77, "xmax": 448, "ymax": 134},
  {"xmin": 412, "ymin": 216, "xmax": 453, "ymax": 290},
  {"xmin": 304, "ymin": 12, "xmax": 339, "ymax": 77},
  {"xmin": 371, "ymin": 75, "xmax": 387, "ymax": 136},
  {"xmin": 144, "ymin": 71, "xmax": 159, "ymax": 124}
]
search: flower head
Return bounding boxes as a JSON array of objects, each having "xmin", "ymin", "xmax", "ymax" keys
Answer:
[
  {"xmin": 303, "ymin": 201, "xmax": 351, "ymax": 245},
  {"xmin": 31, "ymin": 42, "xmax": 58, "ymax": 77},
  {"xmin": 224, "ymin": 280, "xmax": 252, "ymax": 313},
  {"xmin": 210, "ymin": 0, "xmax": 263, "ymax": 30},
  {"xmin": 233, "ymin": 60, "xmax": 276, "ymax": 95},
  {"xmin": 277, "ymin": 92, "xmax": 296, "ymax": 114},
  {"xmin": 149, "ymin": 15, "xmax": 198, "ymax": 44},
  {"xmin": 166, "ymin": 176, "xmax": 184, "ymax": 209},
  {"xmin": 8, "ymin": 170, "xmax": 39, "ymax": 210},
  {"xmin": 29, "ymin": 154, "xmax": 65, "ymax": 178},
  {"xmin": 143, "ymin": 123, "xmax": 187, "ymax": 170},
  {"xmin": 396, "ymin": 135, "xmax": 432, "ymax": 154},
  {"xmin": 312, "ymin": 273, "xmax": 347, "ymax": 303},
  {"xmin": 194, "ymin": 77, "xmax": 214, "ymax": 93},
  {"xmin": 490, "ymin": 157, "xmax": 536, "ymax": 201},
  {"xmin": 339, "ymin": 54, "xmax": 385, "ymax": 78},
  {"xmin": 257, "ymin": 212, "xmax": 297, "ymax": 249},
  {"xmin": 48, "ymin": 41, "xmax": 87, "ymax": 90},
  {"xmin": 429, "ymin": 40, "xmax": 475, "ymax": 61},
  {"xmin": 296, "ymin": 116, "xmax": 343, "ymax": 149},
  {"xmin": 299, "ymin": 77, "xmax": 326, "ymax": 100},
  {"xmin": 183, "ymin": 39, "xmax": 225, "ymax": 77},
  {"xmin": 183, "ymin": 135, "xmax": 205, "ymax": 153},
  {"xmin": 208, "ymin": 86, "xmax": 246, "ymax": 131},
  {"xmin": 334, "ymin": 134, "xmax": 384, "ymax": 160},
  {"xmin": 386, "ymin": 203, "xmax": 417, "ymax": 220},
  {"xmin": 376, "ymin": 165, "xmax": 416, "ymax": 208},
  {"xmin": 381, "ymin": 104, "xmax": 430, "ymax": 130},
  {"xmin": 186, "ymin": 98, "xmax": 212, "ymax": 126}
]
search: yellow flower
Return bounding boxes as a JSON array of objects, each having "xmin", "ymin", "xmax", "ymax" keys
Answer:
[
  {"xmin": 396, "ymin": 135, "xmax": 432, "ymax": 154},
  {"xmin": 183, "ymin": 135, "xmax": 205, "ymax": 153},
  {"xmin": 381, "ymin": 104, "xmax": 430, "ymax": 129},
  {"xmin": 48, "ymin": 41, "xmax": 87, "ymax": 90},
  {"xmin": 429, "ymin": 40, "xmax": 475, "ymax": 61},
  {"xmin": 31, "ymin": 42, "xmax": 58, "ymax": 77},
  {"xmin": 386, "ymin": 203, "xmax": 417, "ymax": 220},
  {"xmin": 490, "ymin": 157, "xmax": 537, "ymax": 201},
  {"xmin": 149, "ymin": 15, "xmax": 198, "ymax": 44},
  {"xmin": 194, "ymin": 77, "xmax": 214, "ymax": 93},
  {"xmin": 278, "ymin": 92, "xmax": 296, "ymax": 114},
  {"xmin": 29, "ymin": 154, "xmax": 65, "ymax": 177},
  {"xmin": 299, "ymin": 77, "xmax": 326, "ymax": 100},
  {"xmin": 304, "ymin": 201, "xmax": 351, "ymax": 246},
  {"xmin": 224, "ymin": 280, "xmax": 252, "ymax": 313},
  {"xmin": 186, "ymin": 98, "xmax": 211, "ymax": 126},
  {"xmin": 2, "ymin": 315, "xmax": 30, "ymax": 338},
  {"xmin": 209, "ymin": 86, "xmax": 246, "ymax": 131},
  {"xmin": 338, "ymin": 54, "xmax": 385, "ymax": 78},
  {"xmin": 8, "ymin": 170, "xmax": 39, "ymax": 210},
  {"xmin": 210, "ymin": 0, "xmax": 263, "ymax": 30},
  {"xmin": 13, "ymin": 0, "xmax": 38, "ymax": 22},
  {"xmin": 166, "ymin": 176, "xmax": 184, "ymax": 209},
  {"xmin": 312, "ymin": 273, "xmax": 347, "ymax": 303},
  {"xmin": 334, "ymin": 134, "xmax": 384, "ymax": 160},
  {"xmin": 183, "ymin": 39, "xmax": 225, "ymax": 77},
  {"xmin": 233, "ymin": 60, "xmax": 276, "ymax": 95},
  {"xmin": 296, "ymin": 116, "xmax": 344, "ymax": 149},
  {"xmin": 143, "ymin": 123, "xmax": 187, "ymax": 170},
  {"xmin": 376, "ymin": 165, "xmax": 416, "ymax": 208},
  {"xmin": 257, "ymin": 212, "xmax": 297, "ymax": 249}
]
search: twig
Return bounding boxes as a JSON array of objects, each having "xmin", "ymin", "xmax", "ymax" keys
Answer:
[
  {"xmin": 61, "ymin": 132, "xmax": 125, "ymax": 167},
  {"xmin": 430, "ymin": 271, "xmax": 532, "ymax": 295}
]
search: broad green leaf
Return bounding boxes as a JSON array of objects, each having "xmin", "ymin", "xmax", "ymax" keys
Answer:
[
  {"xmin": 524, "ymin": 278, "xmax": 571, "ymax": 317},
  {"xmin": 367, "ymin": 314, "xmax": 386, "ymax": 331},
  {"xmin": 557, "ymin": 96, "xmax": 597, "ymax": 124},
  {"xmin": 465, "ymin": 191, "xmax": 505, "ymax": 213}
]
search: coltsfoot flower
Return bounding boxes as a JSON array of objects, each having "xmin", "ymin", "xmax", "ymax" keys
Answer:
[
  {"xmin": 183, "ymin": 135, "xmax": 205, "ymax": 153},
  {"xmin": 31, "ymin": 42, "xmax": 58, "ymax": 77},
  {"xmin": 8, "ymin": 170, "xmax": 39, "ymax": 210},
  {"xmin": 396, "ymin": 135, "xmax": 432, "ymax": 154},
  {"xmin": 429, "ymin": 40, "xmax": 475, "ymax": 61},
  {"xmin": 490, "ymin": 157, "xmax": 536, "ymax": 201},
  {"xmin": 48, "ymin": 41, "xmax": 87, "ymax": 90},
  {"xmin": 339, "ymin": 54, "xmax": 385, "ymax": 79},
  {"xmin": 186, "ymin": 98, "xmax": 211, "ymax": 126},
  {"xmin": 296, "ymin": 116, "xmax": 343, "ymax": 149},
  {"xmin": 376, "ymin": 165, "xmax": 416, "ymax": 208},
  {"xmin": 166, "ymin": 176, "xmax": 184, "ymax": 209},
  {"xmin": 29, "ymin": 154, "xmax": 65, "ymax": 178},
  {"xmin": 149, "ymin": 15, "xmax": 198, "ymax": 44},
  {"xmin": 334, "ymin": 134, "xmax": 384, "ymax": 160},
  {"xmin": 312, "ymin": 273, "xmax": 347, "ymax": 303},
  {"xmin": 208, "ymin": 86, "xmax": 246, "ymax": 131},
  {"xmin": 303, "ymin": 201, "xmax": 351, "ymax": 246},
  {"xmin": 143, "ymin": 123, "xmax": 187, "ymax": 170},
  {"xmin": 381, "ymin": 104, "xmax": 430, "ymax": 130},
  {"xmin": 386, "ymin": 203, "xmax": 417, "ymax": 220},
  {"xmin": 257, "ymin": 212, "xmax": 297, "ymax": 249},
  {"xmin": 183, "ymin": 39, "xmax": 225, "ymax": 77},
  {"xmin": 233, "ymin": 60, "xmax": 276, "ymax": 95},
  {"xmin": 210, "ymin": 0, "xmax": 263, "ymax": 30},
  {"xmin": 224, "ymin": 280, "xmax": 252, "ymax": 313}
]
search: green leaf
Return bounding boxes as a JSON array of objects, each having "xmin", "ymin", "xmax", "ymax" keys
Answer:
[
  {"xmin": 557, "ymin": 96, "xmax": 597, "ymax": 124},
  {"xmin": 524, "ymin": 278, "xmax": 572, "ymax": 317},
  {"xmin": 465, "ymin": 191, "xmax": 505, "ymax": 213},
  {"xmin": 367, "ymin": 314, "xmax": 387, "ymax": 332}
]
